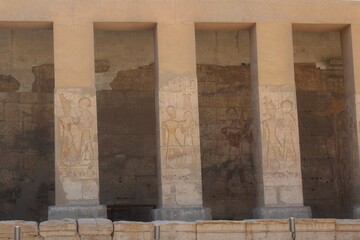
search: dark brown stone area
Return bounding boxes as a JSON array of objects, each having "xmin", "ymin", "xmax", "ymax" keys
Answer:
[
  {"xmin": 0, "ymin": 92, "xmax": 54, "ymax": 222},
  {"xmin": 95, "ymin": 59, "xmax": 110, "ymax": 73},
  {"xmin": 0, "ymin": 75, "xmax": 20, "ymax": 92},
  {"xmin": 97, "ymin": 64, "xmax": 157, "ymax": 220},
  {"xmin": 295, "ymin": 63, "xmax": 351, "ymax": 218},
  {"xmin": 197, "ymin": 64, "xmax": 255, "ymax": 220},
  {"xmin": 31, "ymin": 64, "xmax": 54, "ymax": 93}
]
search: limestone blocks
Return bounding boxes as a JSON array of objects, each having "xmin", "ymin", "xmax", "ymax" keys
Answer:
[
  {"xmin": 197, "ymin": 221, "xmax": 246, "ymax": 240},
  {"xmin": 54, "ymin": 88, "xmax": 99, "ymax": 204},
  {"xmin": 0, "ymin": 220, "xmax": 41, "ymax": 240},
  {"xmin": 113, "ymin": 221, "xmax": 153, "ymax": 240},
  {"xmin": 39, "ymin": 219, "xmax": 79, "ymax": 240},
  {"xmin": 78, "ymin": 218, "xmax": 113, "ymax": 240}
]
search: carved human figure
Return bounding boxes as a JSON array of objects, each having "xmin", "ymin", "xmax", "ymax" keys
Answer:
[
  {"xmin": 180, "ymin": 111, "xmax": 197, "ymax": 164},
  {"xmin": 262, "ymin": 97, "xmax": 282, "ymax": 170},
  {"xmin": 277, "ymin": 100, "xmax": 297, "ymax": 168},
  {"xmin": 221, "ymin": 108, "xmax": 243, "ymax": 160},
  {"xmin": 75, "ymin": 97, "xmax": 95, "ymax": 166},
  {"xmin": 59, "ymin": 94, "xmax": 77, "ymax": 166},
  {"xmin": 162, "ymin": 106, "xmax": 183, "ymax": 167}
]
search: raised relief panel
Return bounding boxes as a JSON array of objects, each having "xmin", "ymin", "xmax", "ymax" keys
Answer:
[
  {"xmin": 55, "ymin": 88, "xmax": 99, "ymax": 203},
  {"xmin": 159, "ymin": 76, "xmax": 202, "ymax": 207}
]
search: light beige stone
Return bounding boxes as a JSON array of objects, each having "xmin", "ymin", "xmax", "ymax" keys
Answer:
[
  {"xmin": 113, "ymin": 221, "xmax": 153, "ymax": 240},
  {"xmin": 155, "ymin": 23, "xmax": 204, "ymax": 212},
  {"xmin": 0, "ymin": 220, "xmax": 41, "ymax": 240},
  {"xmin": 196, "ymin": 221, "xmax": 246, "ymax": 240},
  {"xmin": 336, "ymin": 219, "xmax": 360, "ymax": 240},
  {"xmin": 296, "ymin": 219, "xmax": 336, "ymax": 240},
  {"xmin": 39, "ymin": 219, "xmax": 78, "ymax": 239},
  {"xmin": 246, "ymin": 220, "xmax": 290, "ymax": 240},
  {"xmin": 54, "ymin": 88, "xmax": 99, "ymax": 205},
  {"xmin": 78, "ymin": 218, "xmax": 113, "ymax": 239},
  {"xmin": 155, "ymin": 222, "xmax": 196, "ymax": 240}
]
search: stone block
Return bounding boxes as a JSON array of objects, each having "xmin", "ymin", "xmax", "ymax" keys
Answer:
[
  {"xmin": 152, "ymin": 207, "xmax": 212, "ymax": 221},
  {"xmin": 336, "ymin": 219, "xmax": 360, "ymax": 240},
  {"xmin": 155, "ymin": 222, "xmax": 196, "ymax": 240},
  {"xmin": 0, "ymin": 220, "xmax": 41, "ymax": 240},
  {"xmin": 48, "ymin": 205, "xmax": 107, "ymax": 220},
  {"xmin": 113, "ymin": 221, "xmax": 153, "ymax": 240},
  {"xmin": 196, "ymin": 221, "xmax": 246, "ymax": 240},
  {"xmin": 246, "ymin": 219, "xmax": 290, "ymax": 240},
  {"xmin": 5, "ymin": 103, "xmax": 21, "ymax": 121},
  {"xmin": 39, "ymin": 219, "xmax": 78, "ymax": 238},
  {"xmin": 296, "ymin": 218, "xmax": 336, "ymax": 240},
  {"xmin": 78, "ymin": 218, "xmax": 113, "ymax": 240},
  {"xmin": 253, "ymin": 206, "xmax": 312, "ymax": 219}
]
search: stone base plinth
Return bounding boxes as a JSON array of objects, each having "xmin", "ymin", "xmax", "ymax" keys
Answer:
[
  {"xmin": 152, "ymin": 207, "xmax": 212, "ymax": 221},
  {"xmin": 48, "ymin": 205, "xmax": 107, "ymax": 220},
  {"xmin": 253, "ymin": 206, "xmax": 311, "ymax": 219}
]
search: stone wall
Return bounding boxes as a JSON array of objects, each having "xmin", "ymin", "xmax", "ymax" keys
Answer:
[
  {"xmin": 96, "ymin": 65, "xmax": 158, "ymax": 219},
  {"xmin": 295, "ymin": 63, "xmax": 351, "ymax": 218},
  {"xmin": 197, "ymin": 64, "xmax": 255, "ymax": 220},
  {"xmin": 0, "ymin": 92, "xmax": 54, "ymax": 222},
  {"xmin": 1, "ymin": 219, "xmax": 359, "ymax": 240}
]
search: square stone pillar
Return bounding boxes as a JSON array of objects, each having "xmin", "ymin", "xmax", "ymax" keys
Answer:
[
  {"xmin": 250, "ymin": 23, "xmax": 311, "ymax": 218},
  {"xmin": 153, "ymin": 23, "xmax": 211, "ymax": 221},
  {"xmin": 341, "ymin": 24, "xmax": 360, "ymax": 219},
  {"xmin": 49, "ymin": 22, "xmax": 106, "ymax": 219}
]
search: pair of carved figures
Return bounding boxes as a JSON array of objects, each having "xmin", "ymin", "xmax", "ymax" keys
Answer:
[
  {"xmin": 59, "ymin": 94, "xmax": 95, "ymax": 167},
  {"xmin": 162, "ymin": 106, "xmax": 197, "ymax": 168},
  {"xmin": 262, "ymin": 97, "xmax": 298, "ymax": 172}
]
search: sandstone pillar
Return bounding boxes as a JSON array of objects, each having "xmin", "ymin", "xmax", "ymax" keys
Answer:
[
  {"xmin": 153, "ymin": 23, "xmax": 211, "ymax": 221},
  {"xmin": 48, "ymin": 22, "xmax": 106, "ymax": 219},
  {"xmin": 341, "ymin": 24, "xmax": 360, "ymax": 219},
  {"xmin": 250, "ymin": 23, "xmax": 311, "ymax": 218}
]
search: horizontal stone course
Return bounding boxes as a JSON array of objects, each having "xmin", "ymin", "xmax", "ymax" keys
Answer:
[{"xmin": 0, "ymin": 219, "xmax": 358, "ymax": 240}]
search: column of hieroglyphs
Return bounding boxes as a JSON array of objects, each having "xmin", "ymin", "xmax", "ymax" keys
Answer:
[
  {"xmin": 153, "ymin": 23, "xmax": 211, "ymax": 221},
  {"xmin": 250, "ymin": 23, "xmax": 311, "ymax": 218},
  {"xmin": 49, "ymin": 22, "xmax": 105, "ymax": 219},
  {"xmin": 341, "ymin": 24, "xmax": 360, "ymax": 219}
]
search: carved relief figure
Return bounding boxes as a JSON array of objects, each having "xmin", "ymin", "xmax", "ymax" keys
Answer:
[
  {"xmin": 59, "ymin": 94, "xmax": 78, "ymax": 166},
  {"xmin": 76, "ymin": 97, "xmax": 95, "ymax": 166},
  {"xmin": 180, "ymin": 111, "xmax": 197, "ymax": 163},
  {"xmin": 262, "ymin": 97, "xmax": 281, "ymax": 170},
  {"xmin": 162, "ymin": 106, "xmax": 183, "ymax": 167},
  {"xmin": 278, "ymin": 100, "xmax": 297, "ymax": 168},
  {"xmin": 58, "ymin": 94, "xmax": 95, "ymax": 167}
]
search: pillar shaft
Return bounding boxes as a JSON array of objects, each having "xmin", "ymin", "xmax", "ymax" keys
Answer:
[
  {"xmin": 341, "ymin": 24, "xmax": 360, "ymax": 218},
  {"xmin": 250, "ymin": 23, "xmax": 311, "ymax": 218},
  {"xmin": 50, "ymin": 22, "xmax": 105, "ymax": 219},
  {"xmin": 153, "ymin": 22, "xmax": 210, "ymax": 221}
]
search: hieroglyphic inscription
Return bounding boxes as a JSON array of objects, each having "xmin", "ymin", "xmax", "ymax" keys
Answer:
[
  {"xmin": 55, "ymin": 88, "xmax": 99, "ymax": 202},
  {"xmin": 259, "ymin": 86, "xmax": 301, "ymax": 175}
]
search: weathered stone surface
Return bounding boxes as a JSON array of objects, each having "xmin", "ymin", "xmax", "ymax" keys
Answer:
[
  {"xmin": 31, "ymin": 64, "xmax": 54, "ymax": 93},
  {"xmin": 0, "ymin": 220, "xmax": 41, "ymax": 239},
  {"xmin": 246, "ymin": 220, "xmax": 291, "ymax": 240},
  {"xmin": 0, "ymin": 74, "xmax": 20, "ymax": 92},
  {"xmin": 196, "ymin": 221, "xmax": 246, "ymax": 240},
  {"xmin": 54, "ymin": 88, "xmax": 99, "ymax": 205},
  {"xmin": 78, "ymin": 218, "xmax": 113, "ymax": 236},
  {"xmin": 336, "ymin": 219, "xmax": 360, "ymax": 240},
  {"xmin": 296, "ymin": 219, "xmax": 336, "ymax": 240},
  {"xmin": 39, "ymin": 219, "xmax": 77, "ymax": 237},
  {"xmin": 155, "ymin": 222, "xmax": 196, "ymax": 240},
  {"xmin": 113, "ymin": 221, "xmax": 153, "ymax": 240},
  {"xmin": 153, "ymin": 207, "xmax": 211, "ymax": 222},
  {"xmin": 48, "ymin": 206, "xmax": 107, "ymax": 220},
  {"xmin": 95, "ymin": 60, "xmax": 110, "ymax": 73}
]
